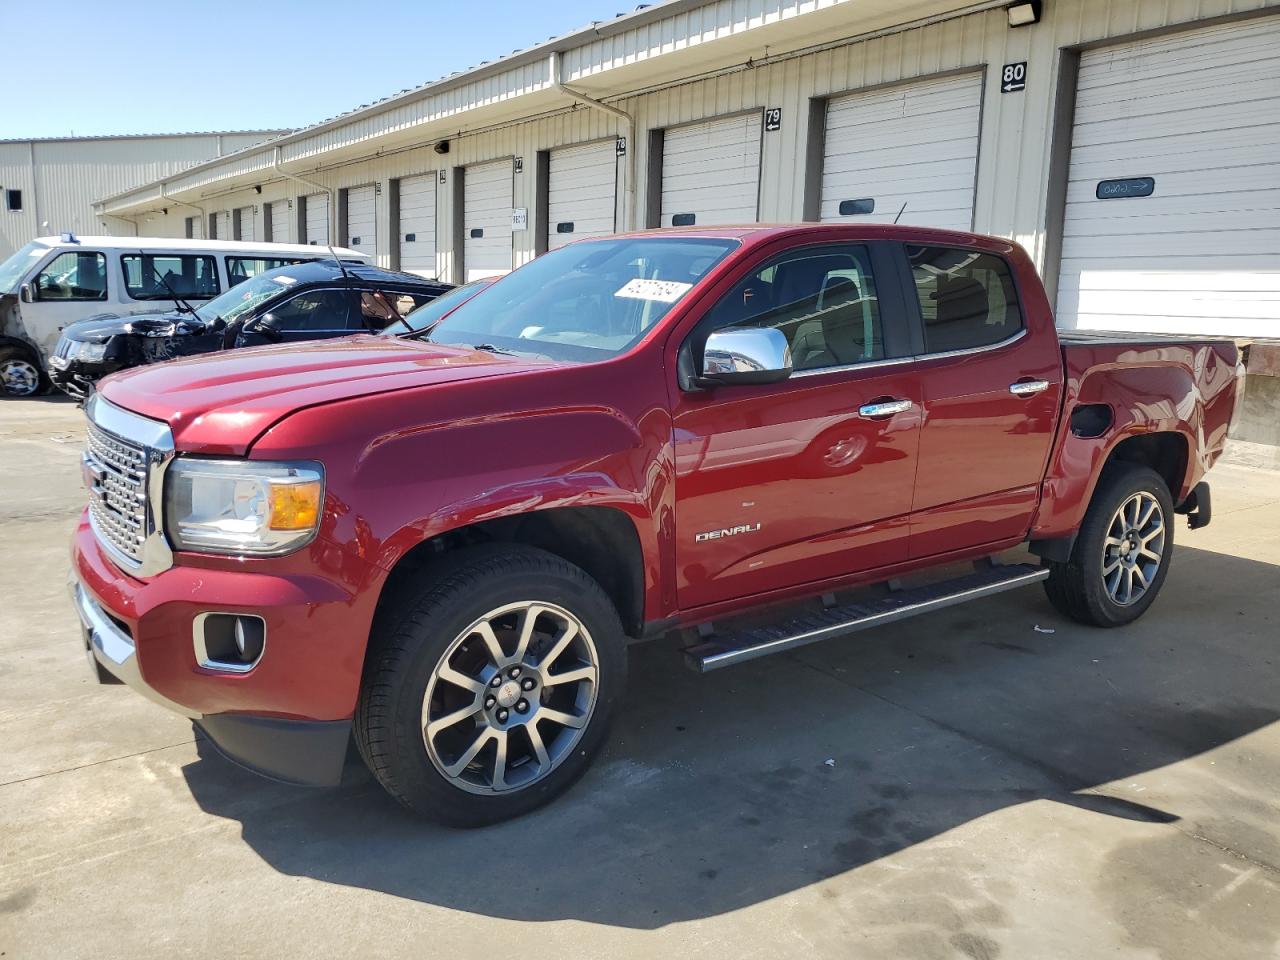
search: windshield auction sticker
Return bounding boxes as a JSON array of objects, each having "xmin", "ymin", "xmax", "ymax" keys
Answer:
[{"xmin": 614, "ymin": 278, "xmax": 693, "ymax": 303}]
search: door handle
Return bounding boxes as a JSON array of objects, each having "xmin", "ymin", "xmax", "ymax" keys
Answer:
[
  {"xmin": 858, "ymin": 398, "xmax": 914, "ymax": 418},
  {"xmin": 1009, "ymin": 379, "xmax": 1050, "ymax": 397}
]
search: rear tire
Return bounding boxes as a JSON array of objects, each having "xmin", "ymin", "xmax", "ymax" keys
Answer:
[
  {"xmin": 355, "ymin": 545, "xmax": 626, "ymax": 826},
  {"xmin": 1043, "ymin": 464, "xmax": 1174, "ymax": 627}
]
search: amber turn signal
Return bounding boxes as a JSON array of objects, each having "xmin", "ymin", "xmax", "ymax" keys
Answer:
[{"xmin": 269, "ymin": 481, "xmax": 322, "ymax": 531}]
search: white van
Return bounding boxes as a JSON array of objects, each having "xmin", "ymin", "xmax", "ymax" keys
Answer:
[{"xmin": 0, "ymin": 234, "xmax": 370, "ymax": 396}]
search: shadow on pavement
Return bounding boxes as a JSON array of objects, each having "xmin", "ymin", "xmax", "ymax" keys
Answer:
[{"xmin": 181, "ymin": 544, "xmax": 1280, "ymax": 930}]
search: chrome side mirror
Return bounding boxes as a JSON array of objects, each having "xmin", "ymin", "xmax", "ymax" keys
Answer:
[
  {"xmin": 699, "ymin": 327, "xmax": 792, "ymax": 386},
  {"xmin": 19, "ymin": 282, "xmax": 33, "ymax": 303}
]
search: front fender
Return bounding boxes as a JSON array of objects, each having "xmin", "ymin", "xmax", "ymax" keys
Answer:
[{"xmin": 248, "ymin": 362, "xmax": 674, "ymax": 622}]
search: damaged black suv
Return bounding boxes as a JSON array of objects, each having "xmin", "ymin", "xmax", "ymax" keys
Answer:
[{"xmin": 50, "ymin": 260, "xmax": 451, "ymax": 398}]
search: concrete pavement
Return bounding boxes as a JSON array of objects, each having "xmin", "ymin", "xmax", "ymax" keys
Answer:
[{"xmin": 1, "ymin": 395, "xmax": 1277, "ymax": 959}]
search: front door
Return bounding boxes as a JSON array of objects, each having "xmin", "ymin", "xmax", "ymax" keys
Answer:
[
  {"xmin": 672, "ymin": 242, "xmax": 920, "ymax": 609},
  {"xmin": 235, "ymin": 288, "xmax": 357, "ymax": 347},
  {"xmin": 24, "ymin": 248, "xmax": 110, "ymax": 359}
]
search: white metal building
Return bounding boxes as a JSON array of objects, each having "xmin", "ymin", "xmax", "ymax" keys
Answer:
[
  {"xmin": 91, "ymin": 0, "xmax": 1280, "ymax": 339},
  {"xmin": 0, "ymin": 130, "xmax": 287, "ymax": 259}
]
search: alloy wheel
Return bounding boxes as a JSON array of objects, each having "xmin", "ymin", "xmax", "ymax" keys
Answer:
[
  {"xmin": 0, "ymin": 359, "xmax": 40, "ymax": 397},
  {"xmin": 1101, "ymin": 491, "xmax": 1165, "ymax": 606},
  {"xmin": 421, "ymin": 601, "xmax": 599, "ymax": 795}
]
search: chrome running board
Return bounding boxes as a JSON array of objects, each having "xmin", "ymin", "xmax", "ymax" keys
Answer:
[{"xmin": 684, "ymin": 563, "xmax": 1049, "ymax": 672}]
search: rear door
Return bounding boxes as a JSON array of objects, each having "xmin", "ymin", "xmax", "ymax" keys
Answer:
[
  {"xmin": 671, "ymin": 240, "xmax": 920, "ymax": 609},
  {"xmin": 902, "ymin": 244, "xmax": 1063, "ymax": 558}
]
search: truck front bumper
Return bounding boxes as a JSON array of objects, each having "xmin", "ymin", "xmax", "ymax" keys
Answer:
[{"xmin": 70, "ymin": 515, "xmax": 369, "ymax": 786}]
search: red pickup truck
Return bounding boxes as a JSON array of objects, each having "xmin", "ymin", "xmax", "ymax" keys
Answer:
[{"xmin": 71, "ymin": 224, "xmax": 1241, "ymax": 825}]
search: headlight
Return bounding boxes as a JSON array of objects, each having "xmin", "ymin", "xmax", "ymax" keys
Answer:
[
  {"xmin": 73, "ymin": 341, "xmax": 108, "ymax": 362},
  {"xmin": 164, "ymin": 459, "xmax": 324, "ymax": 555}
]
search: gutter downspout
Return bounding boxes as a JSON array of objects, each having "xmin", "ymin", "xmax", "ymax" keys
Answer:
[
  {"xmin": 272, "ymin": 146, "xmax": 336, "ymax": 243},
  {"xmin": 551, "ymin": 51, "xmax": 636, "ymax": 231},
  {"xmin": 158, "ymin": 182, "xmax": 206, "ymax": 237}
]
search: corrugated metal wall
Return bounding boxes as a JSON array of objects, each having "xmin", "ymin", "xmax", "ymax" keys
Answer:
[
  {"xmin": 0, "ymin": 132, "xmax": 278, "ymax": 258},
  {"xmin": 107, "ymin": 0, "xmax": 1279, "ymax": 288}
]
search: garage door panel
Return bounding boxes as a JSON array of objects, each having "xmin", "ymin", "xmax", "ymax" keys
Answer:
[
  {"xmin": 1062, "ymin": 227, "xmax": 1277, "ymax": 260},
  {"xmin": 820, "ymin": 73, "xmax": 981, "ymax": 231},
  {"xmin": 1064, "ymin": 180, "xmax": 1280, "ymax": 216},
  {"xmin": 1066, "ymin": 126, "xmax": 1280, "ymax": 177},
  {"xmin": 548, "ymin": 141, "xmax": 617, "ymax": 250},
  {"xmin": 1057, "ymin": 17, "xmax": 1280, "ymax": 336},
  {"xmin": 1074, "ymin": 98, "xmax": 1280, "ymax": 147},
  {"xmin": 661, "ymin": 115, "xmax": 762, "ymax": 227},
  {"xmin": 465, "ymin": 160, "xmax": 513, "ymax": 280},
  {"xmin": 346, "ymin": 185, "xmax": 377, "ymax": 259},
  {"xmin": 398, "ymin": 174, "xmax": 437, "ymax": 276},
  {"xmin": 304, "ymin": 194, "xmax": 329, "ymax": 245},
  {"xmin": 1074, "ymin": 61, "xmax": 1280, "ymax": 119}
]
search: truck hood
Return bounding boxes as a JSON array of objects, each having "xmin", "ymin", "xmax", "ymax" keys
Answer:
[{"xmin": 99, "ymin": 335, "xmax": 563, "ymax": 454}]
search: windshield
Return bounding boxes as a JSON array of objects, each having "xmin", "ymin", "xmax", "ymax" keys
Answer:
[
  {"xmin": 382, "ymin": 278, "xmax": 494, "ymax": 336},
  {"xmin": 194, "ymin": 267, "xmax": 303, "ymax": 325},
  {"xmin": 0, "ymin": 242, "xmax": 50, "ymax": 294},
  {"xmin": 425, "ymin": 236, "xmax": 738, "ymax": 362}
]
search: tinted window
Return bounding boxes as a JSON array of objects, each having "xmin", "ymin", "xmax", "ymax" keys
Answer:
[
  {"xmin": 226, "ymin": 256, "xmax": 308, "ymax": 286},
  {"xmin": 704, "ymin": 245, "xmax": 883, "ymax": 371},
  {"xmin": 268, "ymin": 289, "xmax": 352, "ymax": 331},
  {"xmin": 908, "ymin": 246, "xmax": 1022, "ymax": 353},
  {"xmin": 35, "ymin": 251, "xmax": 107, "ymax": 301},
  {"xmin": 121, "ymin": 254, "xmax": 220, "ymax": 301}
]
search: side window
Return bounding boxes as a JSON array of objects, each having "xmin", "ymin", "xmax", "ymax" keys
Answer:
[
  {"xmin": 703, "ymin": 245, "xmax": 883, "ymax": 371},
  {"xmin": 121, "ymin": 254, "xmax": 220, "ymax": 301},
  {"xmin": 267, "ymin": 289, "xmax": 352, "ymax": 331},
  {"xmin": 907, "ymin": 246, "xmax": 1023, "ymax": 353},
  {"xmin": 226, "ymin": 256, "xmax": 307, "ymax": 286},
  {"xmin": 35, "ymin": 251, "xmax": 107, "ymax": 301},
  {"xmin": 358, "ymin": 289, "xmax": 436, "ymax": 330}
]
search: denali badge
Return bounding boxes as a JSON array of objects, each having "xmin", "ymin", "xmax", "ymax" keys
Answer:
[{"xmin": 695, "ymin": 523, "xmax": 761, "ymax": 543}]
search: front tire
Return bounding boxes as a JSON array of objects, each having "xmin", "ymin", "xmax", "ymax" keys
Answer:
[
  {"xmin": 0, "ymin": 349, "xmax": 43, "ymax": 398},
  {"xmin": 355, "ymin": 545, "xmax": 626, "ymax": 826},
  {"xmin": 1043, "ymin": 464, "xmax": 1174, "ymax": 627}
]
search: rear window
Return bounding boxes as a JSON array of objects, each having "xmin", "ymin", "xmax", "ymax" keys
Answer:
[
  {"xmin": 226, "ymin": 256, "xmax": 309, "ymax": 286},
  {"xmin": 907, "ymin": 246, "xmax": 1022, "ymax": 353},
  {"xmin": 122, "ymin": 254, "xmax": 220, "ymax": 301}
]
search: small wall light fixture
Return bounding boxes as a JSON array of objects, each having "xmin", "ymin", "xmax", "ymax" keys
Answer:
[{"xmin": 1007, "ymin": 1, "xmax": 1041, "ymax": 26}]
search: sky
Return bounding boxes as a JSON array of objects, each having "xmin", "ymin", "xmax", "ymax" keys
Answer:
[{"xmin": 2, "ymin": 0, "xmax": 631, "ymax": 139}]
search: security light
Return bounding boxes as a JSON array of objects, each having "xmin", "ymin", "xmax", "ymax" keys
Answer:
[{"xmin": 1007, "ymin": 1, "xmax": 1041, "ymax": 26}]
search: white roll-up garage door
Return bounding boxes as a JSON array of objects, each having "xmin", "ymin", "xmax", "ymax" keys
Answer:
[
  {"xmin": 660, "ymin": 114, "xmax": 762, "ymax": 227},
  {"xmin": 346, "ymin": 185, "xmax": 377, "ymax": 259},
  {"xmin": 214, "ymin": 211, "xmax": 230, "ymax": 241},
  {"xmin": 398, "ymin": 174, "xmax": 437, "ymax": 276},
  {"xmin": 305, "ymin": 193, "xmax": 329, "ymax": 246},
  {"xmin": 269, "ymin": 201, "xmax": 290, "ymax": 243},
  {"xmin": 820, "ymin": 73, "xmax": 982, "ymax": 230},
  {"xmin": 464, "ymin": 160, "xmax": 513, "ymax": 281},
  {"xmin": 1058, "ymin": 17, "xmax": 1280, "ymax": 337},
  {"xmin": 548, "ymin": 141, "xmax": 617, "ymax": 250},
  {"xmin": 236, "ymin": 206, "xmax": 256, "ymax": 242}
]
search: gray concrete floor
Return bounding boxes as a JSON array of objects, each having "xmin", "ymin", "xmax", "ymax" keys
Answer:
[{"xmin": 2, "ymin": 395, "xmax": 1278, "ymax": 959}]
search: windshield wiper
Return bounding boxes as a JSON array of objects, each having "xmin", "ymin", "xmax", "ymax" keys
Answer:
[{"xmin": 470, "ymin": 343, "xmax": 517, "ymax": 355}]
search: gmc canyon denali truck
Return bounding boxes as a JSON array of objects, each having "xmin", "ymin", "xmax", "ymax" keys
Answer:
[{"xmin": 70, "ymin": 225, "xmax": 1241, "ymax": 826}]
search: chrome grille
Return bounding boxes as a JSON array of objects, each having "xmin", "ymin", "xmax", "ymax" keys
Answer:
[
  {"xmin": 86, "ymin": 422, "xmax": 149, "ymax": 564},
  {"xmin": 54, "ymin": 337, "xmax": 74, "ymax": 360},
  {"xmin": 82, "ymin": 395, "xmax": 174, "ymax": 576}
]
